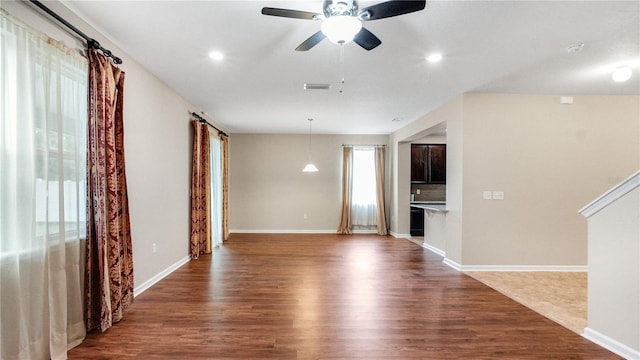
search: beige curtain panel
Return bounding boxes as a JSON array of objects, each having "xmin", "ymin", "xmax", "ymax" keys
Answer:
[
  {"xmin": 221, "ymin": 135, "xmax": 230, "ymax": 241},
  {"xmin": 337, "ymin": 146, "xmax": 353, "ymax": 234},
  {"xmin": 375, "ymin": 147, "xmax": 388, "ymax": 235}
]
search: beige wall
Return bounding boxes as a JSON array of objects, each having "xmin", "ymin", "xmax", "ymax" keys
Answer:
[
  {"xmin": 391, "ymin": 93, "xmax": 639, "ymax": 267},
  {"xmin": 390, "ymin": 96, "xmax": 464, "ymax": 242},
  {"xmin": 1, "ymin": 1, "xmax": 226, "ymax": 290},
  {"xmin": 460, "ymin": 94, "xmax": 639, "ymax": 265},
  {"xmin": 423, "ymin": 211, "xmax": 447, "ymax": 252},
  {"xmin": 393, "ymin": 142, "xmax": 411, "ymax": 235},
  {"xmin": 229, "ymin": 134, "xmax": 389, "ymax": 232},
  {"xmin": 443, "ymin": 97, "xmax": 464, "ymax": 264}
]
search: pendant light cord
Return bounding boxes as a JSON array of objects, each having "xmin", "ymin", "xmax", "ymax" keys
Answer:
[
  {"xmin": 339, "ymin": 44, "xmax": 345, "ymax": 94},
  {"xmin": 302, "ymin": 118, "xmax": 319, "ymax": 172},
  {"xmin": 308, "ymin": 118, "xmax": 313, "ymax": 161}
]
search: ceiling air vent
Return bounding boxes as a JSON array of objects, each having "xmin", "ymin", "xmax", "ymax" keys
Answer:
[{"xmin": 304, "ymin": 83, "xmax": 331, "ymax": 90}]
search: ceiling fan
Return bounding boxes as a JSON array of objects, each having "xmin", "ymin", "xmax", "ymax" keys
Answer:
[{"xmin": 261, "ymin": 0, "xmax": 426, "ymax": 51}]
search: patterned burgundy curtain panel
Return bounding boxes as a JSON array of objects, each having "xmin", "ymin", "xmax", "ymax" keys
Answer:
[
  {"xmin": 190, "ymin": 120, "xmax": 211, "ymax": 258},
  {"xmin": 85, "ymin": 49, "xmax": 134, "ymax": 332}
]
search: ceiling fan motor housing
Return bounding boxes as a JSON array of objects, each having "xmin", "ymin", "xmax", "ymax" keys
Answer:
[{"xmin": 323, "ymin": 0, "xmax": 359, "ymax": 17}]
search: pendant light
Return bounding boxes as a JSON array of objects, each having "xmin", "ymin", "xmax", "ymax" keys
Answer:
[{"xmin": 302, "ymin": 118, "xmax": 319, "ymax": 172}]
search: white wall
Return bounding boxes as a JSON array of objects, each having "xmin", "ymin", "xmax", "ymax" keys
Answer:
[
  {"xmin": 1, "ymin": 1, "xmax": 225, "ymax": 290},
  {"xmin": 229, "ymin": 134, "xmax": 389, "ymax": 232},
  {"xmin": 582, "ymin": 175, "xmax": 639, "ymax": 358}
]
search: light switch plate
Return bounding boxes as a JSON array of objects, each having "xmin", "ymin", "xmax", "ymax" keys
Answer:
[
  {"xmin": 483, "ymin": 191, "xmax": 492, "ymax": 200},
  {"xmin": 560, "ymin": 96, "xmax": 574, "ymax": 104},
  {"xmin": 492, "ymin": 191, "xmax": 505, "ymax": 200}
]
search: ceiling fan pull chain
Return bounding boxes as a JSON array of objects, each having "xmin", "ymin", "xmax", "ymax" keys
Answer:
[{"xmin": 339, "ymin": 43, "xmax": 345, "ymax": 94}]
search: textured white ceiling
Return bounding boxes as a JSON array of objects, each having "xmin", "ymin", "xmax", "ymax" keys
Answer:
[{"xmin": 63, "ymin": 0, "xmax": 640, "ymax": 134}]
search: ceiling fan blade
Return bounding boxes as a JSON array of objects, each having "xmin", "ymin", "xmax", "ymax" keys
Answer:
[
  {"xmin": 353, "ymin": 28, "xmax": 382, "ymax": 51},
  {"xmin": 295, "ymin": 31, "xmax": 327, "ymax": 51},
  {"xmin": 261, "ymin": 7, "xmax": 320, "ymax": 20},
  {"xmin": 359, "ymin": 0, "xmax": 426, "ymax": 21}
]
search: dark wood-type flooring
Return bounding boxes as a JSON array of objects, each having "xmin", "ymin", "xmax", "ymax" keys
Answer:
[{"xmin": 69, "ymin": 234, "xmax": 620, "ymax": 359}]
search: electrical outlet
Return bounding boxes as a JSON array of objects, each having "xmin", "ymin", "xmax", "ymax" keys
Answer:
[
  {"xmin": 416, "ymin": 189, "xmax": 421, "ymax": 194},
  {"xmin": 303, "ymin": 213, "xmax": 308, "ymax": 219},
  {"xmin": 152, "ymin": 243, "xmax": 157, "ymax": 253}
]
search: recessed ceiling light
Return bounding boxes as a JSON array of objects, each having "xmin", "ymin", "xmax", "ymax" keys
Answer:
[
  {"xmin": 209, "ymin": 51, "xmax": 224, "ymax": 61},
  {"xmin": 611, "ymin": 67, "xmax": 632, "ymax": 82},
  {"xmin": 426, "ymin": 53, "xmax": 443, "ymax": 63}
]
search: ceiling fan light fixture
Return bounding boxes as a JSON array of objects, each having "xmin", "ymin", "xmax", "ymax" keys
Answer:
[{"xmin": 321, "ymin": 16, "xmax": 362, "ymax": 44}]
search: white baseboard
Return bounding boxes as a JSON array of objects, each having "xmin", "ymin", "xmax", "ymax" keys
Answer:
[
  {"xmin": 583, "ymin": 327, "xmax": 640, "ymax": 360},
  {"xmin": 133, "ymin": 255, "xmax": 191, "ymax": 297},
  {"xmin": 443, "ymin": 260, "xmax": 586, "ymax": 273},
  {"xmin": 229, "ymin": 229, "xmax": 388, "ymax": 235},
  {"xmin": 351, "ymin": 229, "xmax": 379, "ymax": 234},
  {"xmin": 389, "ymin": 231, "xmax": 411, "ymax": 239},
  {"xmin": 422, "ymin": 242, "xmax": 445, "ymax": 257},
  {"xmin": 443, "ymin": 258, "xmax": 462, "ymax": 271},
  {"xmin": 461, "ymin": 265, "xmax": 588, "ymax": 272},
  {"xmin": 230, "ymin": 229, "xmax": 337, "ymax": 234}
]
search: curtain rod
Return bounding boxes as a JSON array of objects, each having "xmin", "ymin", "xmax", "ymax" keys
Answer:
[
  {"xmin": 342, "ymin": 144, "xmax": 386, "ymax": 147},
  {"xmin": 28, "ymin": 0, "xmax": 122, "ymax": 64},
  {"xmin": 191, "ymin": 112, "xmax": 228, "ymax": 137}
]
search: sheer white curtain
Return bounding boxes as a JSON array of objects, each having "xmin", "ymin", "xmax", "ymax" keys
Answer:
[
  {"xmin": 209, "ymin": 134, "xmax": 223, "ymax": 248},
  {"xmin": 1, "ymin": 10, "xmax": 87, "ymax": 359},
  {"xmin": 351, "ymin": 147, "xmax": 378, "ymax": 226}
]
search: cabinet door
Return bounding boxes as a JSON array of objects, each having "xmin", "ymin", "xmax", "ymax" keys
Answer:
[
  {"xmin": 427, "ymin": 145, "xmax": 446, "ymax": 184},
  {"xmin": 411, "ymin": 145, "xmax": 428, "ymax": 183}
]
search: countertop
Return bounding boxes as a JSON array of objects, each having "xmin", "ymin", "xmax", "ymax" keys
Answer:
[{"xmin": 410, "ymin": 203, "xmax": 447, "ymax": 213}]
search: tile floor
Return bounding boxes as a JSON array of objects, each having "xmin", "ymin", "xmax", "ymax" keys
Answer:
[
  {"xmin": 408, "ymin": 237, "xmax": 586, "ymax": 334},
  {"xmin": 465, "ymin": 271, "xmax": 587, "ymax": 334}
]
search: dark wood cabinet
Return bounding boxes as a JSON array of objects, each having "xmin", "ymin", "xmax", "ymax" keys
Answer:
[
  {"xmin": 410, "ymin": 145, "xmax": 428, "ymax": 183},
  {"xmin": 427, "ymin": 145, "xmax": 446, "ymax": 183},
  {"xmin": 411, "ymin": 144, "xmax": 446, "ymax": 184}
]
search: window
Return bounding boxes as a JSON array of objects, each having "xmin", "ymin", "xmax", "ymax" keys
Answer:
[
  {"xmin": 209, "ymin": 133, "xmax": 223, "ymax": 248},
  {"xmin": 1, "ymin": 17, "xmax": 88, "ymax": 253},
  {"xmin": 351, "ymin": 147, "xmax": 377, "ymax": 226}
]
